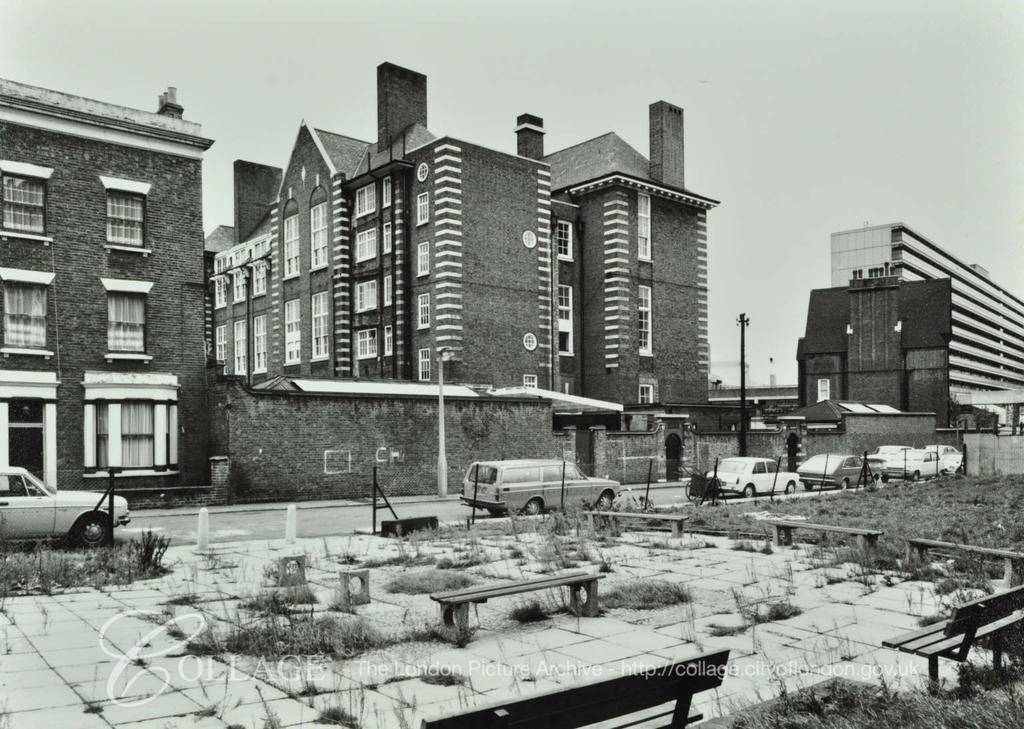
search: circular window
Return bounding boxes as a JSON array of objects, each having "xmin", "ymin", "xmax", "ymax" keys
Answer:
[
  {"xmin": 522, "ymin": 230, "xmax": 537, "ymax": 249},
  {"xmin": 523, "ymin": 332, "xmax": 538, "ymax": 351},
  {"xmin": 416, "ymin": 163, "xmax": 429, "ymax": 182}
]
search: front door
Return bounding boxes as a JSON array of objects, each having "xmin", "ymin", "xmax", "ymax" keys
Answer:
[
  {"xmin": 665, "ymin": 433, "xmax": 682, "ymax": 481},
  {"xmin": 9, "ymin": 399, "xmax": 44, "ymax": 481}
]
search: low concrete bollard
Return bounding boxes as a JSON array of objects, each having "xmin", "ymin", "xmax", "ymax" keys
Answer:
[
  {"xmin": 285, "ymin": 504, "xmax": 297, "ymax": 543},
  {"xmin": 196, "ymin": 507, "xmax": 209, "ymax": 552},
  {"xmin": 335, "ymin": 569, "xmax": 371, "ymax": 611}
]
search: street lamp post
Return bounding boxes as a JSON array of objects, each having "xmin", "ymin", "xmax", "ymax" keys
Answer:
[{"xmin": 437, "ymin": 348, "xmax": 454, "ymax": 497}]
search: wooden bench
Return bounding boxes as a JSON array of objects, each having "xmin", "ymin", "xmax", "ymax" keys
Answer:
[
  {"xmin": 419, "ymin": 648, "xmax": 730, "ymax": 729},
  {"xmin": 906, "ymin": 538, "xmax": 1024, "ymax": 587},
  {"xmin": 584, "ymin": 511, "xmax": 688, "ymax": 539},
  {"xmin": 431, "ymin": 571, "xmax": 604, "ymax": 643},
  {"xmin": 763, "ymin": 519, "xmax": 883, "ymax": 551},
  {"xmin": 882, "ymin": 583, "xmax": 1024, "ymax": 681}
]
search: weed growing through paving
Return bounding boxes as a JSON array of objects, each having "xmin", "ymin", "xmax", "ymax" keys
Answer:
[
  {"xmin": 732, "ymin": 539, "xmax": 774, "ymax": 555},
  {"xmin": 385, "ymin": 570, "xmax": 475, "ymax": 595},
  {"xmin": 603, "ymin": 579, "xmax": 691, "ymax": 610},
  {"xmin": 318, "ymin": 704, "xmax": 361, "ymax": 728},
  {"xmin": 509, "ymin": 599, "xmax": 549, "ymax": 624}
]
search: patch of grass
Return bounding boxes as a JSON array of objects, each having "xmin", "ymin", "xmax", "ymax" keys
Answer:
[
  {"xmin": 188, "ymin": 614, "xmax": 387, "ymax": 659},
  {"xmin": 420, "ymin": 670, "xmax": 467, "ymax": 687},
  {"xmin": 749, "ymin": 600, "xmax": 803, "ymax": 624},
  {"xmin": 603, "ymin": 579, "xmax": 691, "ymax": 610},
  {"xmin": 435, "ymin": 555, "xmax": 485, "ymax": 570},
  {"xmin": 242, "ymin": 586, "xmax": 318, "ymax": 615},
  {"xmin": 509, "ymin": 600, "xmax": 549, "ymax": 624},
  {"xmin": 917, "ymin": 613, "xmax": 947, "ymax": 627},
  {"xmin": 165, "ymin": 593, "xmax": 201, "ymax": 606},
  {"xmin": 934, "ymin": 575, "xmax": 993, "ymax": 596},
  {"xmin": 317, "ymin": 705, "xmax": 361, "ymax": 727},
  {"xmin": 83, "ymin": 701, "xmax": 104, "ymax": 714},
  {"xmin": 385, "ymin": 570, "xmax": 474, "ymax": 595},
  {"xmin": 361, "ymin": 553, "xmax": 436, "ymax": 569},
  {"xmin": 707, "ymin": 623, "xmax": 748, "ymax": 637}
]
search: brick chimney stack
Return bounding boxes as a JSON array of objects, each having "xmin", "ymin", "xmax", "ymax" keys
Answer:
[
  {"xmin": 233, "ymin": 160, "xmax": 283, "ymax": 243},
  {"xmin": 515, "ymin": 114, "xmax": 545, "ymax": 160},
  {"xmin": 649, "ymin": 101, "xmax": 684, "ymax": 188},
  {"xmin": 157, "ymin": 86, "xmax": 184, "ymax": 119},
  {"xmin": 377, "ymin": 63, "xmax": 427, "ymax": 152}
]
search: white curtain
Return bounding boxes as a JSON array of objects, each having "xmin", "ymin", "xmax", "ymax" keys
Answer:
[
  {"xmin": 107, "ymin": 294, "xmax": 145, "ymax": 352},
  {"xmin": 96, "ymin": 404, "xmax": 109, "ymax": 468},
  {"xmin": 121, "ymin": 402, "xmax": 154, "ymax": 468},
  {"xmin": 4, "ymin": 282, "xmax": 46, "ymax": 348}
]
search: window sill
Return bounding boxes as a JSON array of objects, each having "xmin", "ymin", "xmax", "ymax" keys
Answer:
[
  {"xmin": 105, "ymin": 243, "xmax": 151, "ymax": 256},
  {"xmin": 282, "ymin": 272, "xmax": 300, "ymax": 281},
  {"xmin": 416, "ymin": 220, "xmax": 429, "ymax": 227},
  {"xmin": 558, "ymin": 351, "xmax": 575, "ymax": 357},
  {"xmin": 557, "ymin": 256, "xmax": 574, "ymax": 263},
  {"xmin": 310, "ymin": 355, "xmax": 329, "ymax": 363},
  {"xmin": 638, "ymin": 257, "xmax": 653, "ymax": 263},
  {"xmin": 0, "ymin": 230, "xmax": 52, "ymax": 245},
  {"xmin": 84, "ymin": 469, "xmax": 180, "ymax": 479},
  {"xmin": 417, "ymin": 325, "xmax": 430, "ymax": 331},
  {"xmin": 639, "ymin": 351, "xmax": 654, "ymax": 358},
  {"xmin": 252, "ymin": 291, "xmax": 266, "ymax": 298},
  {"xmin": 233, "ymin": 299, "xmax": 246, "ymax": 305},
  {"xmin": 284, "ymin": 359, "xmax": 301, "ymax": 367},
  {"xmin": 1, "ymin": 347, "xmax": 54, "ymax": 359},
  {"xmin": 310, "ymin": 264, "xmax": 328, "ymax": 273},
  {"xmin": 354, "ymin": 257, "xmax": 376, "ymax": 265},
  {"xmin": 105, "ymin": 352, "xmax": 153, "ymax": 363},
  {"xmin": 417, "ymin": 272, "xmax": 430, "ymax": 278},
  {"xmin": 354, "ymin": 210, "xmax": 375, "ymax": 221},
  {"xmin": 356, "ymin": 354, "xmax": 377, "ymax": 361},
  {"xmin": 253, "ymin": 367, "xmax": 267, "ymax": 375},
  {"xmin": 215, "ymin": 303, "xmax": 226, "ymax": 310}
]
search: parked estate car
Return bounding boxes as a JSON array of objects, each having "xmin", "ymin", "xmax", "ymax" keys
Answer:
[
  {"xmin": 461, "ymin": 459, "xmax": 620, "ymax": 516},
  {"xmin": 797, "ymin": 454, "xmax": 866, "ymax": 490},
  {"xmin": 880, "ymin": 448, "xmax": 942, "ymax": 482},
  {"xmin": 924, "ymin": 445, "xmax": 964, "ymax": 475},
  {"xmin": 0, "ymin": 467, "xmax": 130, "ymax": 546},
  {"xmin": 705, "ymin": 457, "xmax": 801, "ymax": 498},
  {"xmin": 866, "ymin": 445, "xmax": 913, "ymax": 473}
]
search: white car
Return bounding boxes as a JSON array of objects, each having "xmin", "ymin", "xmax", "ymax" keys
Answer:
[
  {"xmin": 706, "ymin": 457, "xmax": 802, "ymax": 498},
  {"xmin": 881, "ymin": 449, "xmax": 942, "ymax": 482},
  {"xmin": 924, "ymin": 445, "xmax": 964, "ymax": 475},
  {"xmin": 0, "ymin": 468, "xmax": 130, "ymax": 546},
  {"xmin": 866, "ymin": 445, "xmax": 913, "ymax": 473}
]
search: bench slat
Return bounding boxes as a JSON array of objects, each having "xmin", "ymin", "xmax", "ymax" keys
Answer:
[
  {"xmin": 584, "ymin": 511, "xmax": 688, "ymax": 522},
  {"xmin": 762, "ymin": 520, "xmax": 882, "ymax": 536},
  {"xmin": 431, "ymin": 572, "xmax": 601, "ymax": 604},
  {"xmin": 907, "ymin": 538, "xmax": 1024, "ymax": 561},
  {"xmin": 881, "ymin": 621, "xmax": 947, "ymax": 650},
  {"xmin": 419, "ymin": 649, "xmax": 729, "ymax": 729},
  {"xmin": 890, "ymin": 611, "xmax": 1024, "ymax": 658}
]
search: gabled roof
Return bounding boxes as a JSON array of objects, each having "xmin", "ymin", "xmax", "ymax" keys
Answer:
[
  {"xmin": 204, "ymin": 225, "xmax": 235, "ymax": 253},
  {"xmin": 799, "ymin": 287, "xmax": 850, "ymax": 355},
  {"xmin": 349, "ymin": 123, "xmax": 438, "ymax": 178},
  {"xmin": 312, "ymin": 128, "xmax": 371, "ymax": 178},
  {"xmin": 545, "ymin": 132, "xmax": 650, "ymax": 191}
]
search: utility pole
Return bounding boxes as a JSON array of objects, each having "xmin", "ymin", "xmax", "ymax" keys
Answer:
[{"xmin": 738, "ymin": 313, "xmax": 749, "ymax": 456}]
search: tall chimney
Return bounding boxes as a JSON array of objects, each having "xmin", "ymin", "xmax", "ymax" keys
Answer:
[
  {"xmin": 649, "ymin": 101, "xmax": 684, "ymax": 188},
  {"xmin": 377, "ymin": 63, "xmax": 427, "ymax": 152},
  {"xmin": 157, "ymin": 86, "xmax": 184, "ymax": 118},
  {"xmin": 234, "ymin": 160, "xmax": 283, "ymax": 243},
  {"xmin": 515, "ymin": 114, "xmax": 545, "ymax": 160}
]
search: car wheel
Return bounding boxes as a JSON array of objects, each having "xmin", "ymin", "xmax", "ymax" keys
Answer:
[
  {"xmin": 486, "ymin": 509, "xmax": 504, "ymax": 518},
  {"xmin": 911, "ymin": 471, "xmax": 920, "ymax": 482},
  {"xmin": 956, "ymin": 465, "xmax": 965, "ymax": 475},
  {"xmin": 522, "ymin": 498, "xmax": 544, "ymax": 516},
  {"xmin": 742, "ymin": 484, "xmax": 756, "ymax": 499},
  {"xmin": 784, "ymin": 481, "xmax": 796, "ymax": 495},
  {"xmin": 881, "ymin": 474, "xmax": 890, "ymax": 484},
  {"xmin": 73, "ymin": 512, "xmax": 110, "ymax": 548},
  {"xmin": 841, "ymin": 478, "xmax": 850, "ymax": 490},
  {"xmin": 596, "ymin": 490, "xmax": 615, "ymax": 511}
]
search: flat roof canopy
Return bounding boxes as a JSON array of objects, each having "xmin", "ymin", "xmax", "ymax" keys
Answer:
[{"xmin": 488, "ymin": 386, "xmax": 623, "ymax": 413}]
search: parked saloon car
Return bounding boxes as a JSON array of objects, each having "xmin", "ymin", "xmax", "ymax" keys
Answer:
[
  {"xmin": 881, "ymin": 448, "xmax": 942, "ymax": 482},
  {"xmin": 706, "ymin": 457, "xmax": 801, "ymax": 498},
  {"xmin": 0, "ymin": 467, "xmax": 130, "ymax": 546},
  {"xmin": 797, "ymin": 454, "xmax": 866, "ymax": 490},
  {"xmin": 461, "ymin": 459, "xmax": 620, "ymax": 516},
  {"xmin": 865, "ymin": 445, "xmax": 913, "ymax": 474},
  {"xmin": 924, "ymin": 444, "xmax": 964, "ymax": 475}
]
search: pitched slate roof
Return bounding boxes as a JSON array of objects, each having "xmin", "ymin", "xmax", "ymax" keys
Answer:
[
  {"xmin": 203, "ymin": 225, "xmax": 235, "ymax": 253},
  {"xmin": 798, "ymin": 278, "xmax": 951, "ymax": 357},
  {"xmin": 313, "ymin": 128, "xmax": 371, "ymax": 178},
  {"xmin": 782, "ymin": 400, "xmax": 903, "ymax": 423},
  {"xmin": 545, "ymin": 132, "xmax": 650, "ymax": 191}
]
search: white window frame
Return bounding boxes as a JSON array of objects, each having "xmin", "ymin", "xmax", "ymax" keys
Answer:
[
  {"xmin": 817, "ymin": 378, "xmax": 830, "ymax": 403},
  {"xmin": 355, "ymin": 184, "xmax": 375, "ymax": 218},
  {"xmin": 638, "ymin": 284, "xmax": 653, "ymax": 356},
  {"xmin": 417, "ymin": 293, "xmax": 430, "ymax": 329},
  {"xmin": 215, "ymin": 324, "xmax": 227, "ymax": 365},
  {"xmin": 416, "ymin": 193, "xmax": 429, "ymax": 226},
  {"xmin": 284, "ymin": 298, "xmax": 301, "ymax": 365},
  {"xmin": 251, "ymin": 240, "xmax": 268, "ymax": 296},
  {"xmin": 555, "ymin": 220, "xmax": 573, "ymax": 261},
  {"xmin": 233, "ymin": 319, "xmax": 247, "ymax": 376},
  {"xmin": 418, "ymin": 348, "xmax": 431, "ymax": 381},
  {"xmin": 253, "ymin": 315, "xmax": 267, "ymax": 374},
  {"xmin": 232, "ymin": 266, "xmax": 247, "ymax": 303},
  {"xmin": 356, "ymin": 328, "xmax": 377, "ymax": 360},
  {"xmin": 417, "ymin": 241, "xmax": 430, "ymax": 276},
  {"xmin": 106, "ymin": 190, "xmax": 145, "ymax": 248},
  {"xmin": 638, "ymin": 192, "xmax": 652, "ymax": 261},
  {"xmin": 523, "ymin": 374, "xmax": 538, "ymax": 389},
  {"xmin": 638, "ymin": 384, "xmax": 654, "ymax": 404},
  {"xmin": 311, "ymin": 291, "xmax": 329, "ymax": 361},
  {"xmin": 283, "ymin": 215, "xmax": 300, "ymax": 278},
  {"xmin": 557, "ymin": 284, "xmax": 573, "ymax": 355},
  {"xmin": 355, "ymin": 228, "xmax": 377, "ymax": 263},
  {"xmin": 384, "ymin": 325, "xmax": 393, "ymax": 356},
  {"xmin": 355, "ymin": 280, "xmax": 378, "ymax": 313},
  {"xmin": 382, "ymin": 222, "xmax": 392, "ymax": 254},
  {"xmin": 383, "ymin": 275, "xmax": 393, "ymax": 306},
  {"xmin": 214, "ymin": 256, "xmax": 228, "ymax": 308},
  {"xmin": 382, "ymin": 177, "xmax": 392, "ymax": 208},
  {"xmin": 310, "ymin": 202, "xmax": 328, "ymax": 270},
  {"xmin": 2, "ymin": 172, "xmax": 48, "ymax": 235}
]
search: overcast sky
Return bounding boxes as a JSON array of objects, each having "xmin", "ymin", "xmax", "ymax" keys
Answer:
[{"xmin": 3, "ymin": 0, "xmax": 1021, "ymax": 386}]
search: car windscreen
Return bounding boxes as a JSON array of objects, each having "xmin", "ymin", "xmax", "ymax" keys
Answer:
[
  {"xmin": 715, "ymin": 461, "xmax": 746, "ymax": 475},
  {"xmin": 799, "ymin": 455, "xmax": 834, "ymax": 473},
  {"xmin": 24, "ymin": 471, "xmax": 55, "ymax": 496},
  {"xmin": 467, "ymin": 465, "xmax": 497, "ymax": 485}
]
